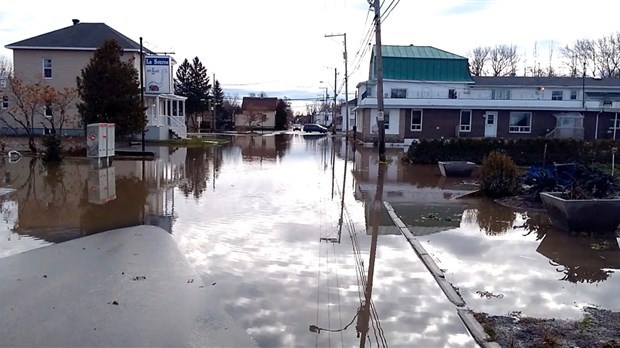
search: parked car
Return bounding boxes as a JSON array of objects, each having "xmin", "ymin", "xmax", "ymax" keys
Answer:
[
  {"xmin": 303, "ymin": 124, "xmax": 328, "ymax": 133},
  {"xmin": 292, "ymin": 124, "xmax": 302, "ymax": 131}
]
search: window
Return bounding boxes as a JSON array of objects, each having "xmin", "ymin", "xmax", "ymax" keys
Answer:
[
  {"xmin": 390, "ymin": 88, "xmax": 406, "ymax": 98},
  {"xmin": 552, "ymin": 91, "xmax": 563, "ymax": 100},
  {"xmin": 570, "ymin": 90, "xmax": 578, "ymax": 100},
  {"xmin": 0, "ymin": 80, "xmax": 6, "ymax": 88},
  {"xmin": 611, "ymin": 118, "xmax": 620, "ymax": 130},
  {"xmin": 448, "ymin": 89, "xmax": 457, "ymax": 99},
  {"xmin": 460, "ymin": 110, "xmax": 472, "ymax": 132},
  {"xmin": 383, "ymin": 111, "xmax": 390, "ymax": 129},
  {"xmin": 44, "ymin": 103, "xmax": 53, "ymax": 118},
  {"xmin": 509, "ymin": 111, "xmax": 532, "ymax": 133},
  {"xmin": 1, "ymin": 96, "xmax": 7, "ymax": 109},
  {"xmin": 492, "ymin": 89, "xmax": 511, "ymax": 100},
  {"xmin": 43, "ymin": 58, "xmax": 52, "ymax": 79},
  {"xmin": 410, "ymin": 109, "xmax": 422, "ymax": 131}
]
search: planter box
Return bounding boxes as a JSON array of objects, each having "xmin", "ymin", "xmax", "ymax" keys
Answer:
[
  {"xmin": 539, "ymin": 192, "xmax": 620, "ymax": 233},
  {"xmin": 438, "ymin": 161, "xmax": 476, "ymax": 177}
]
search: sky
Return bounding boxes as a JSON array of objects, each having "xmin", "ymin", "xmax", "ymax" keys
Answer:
[{"xmin": 1, "ymin": 0, "xmax": 620, "ymax": 112}]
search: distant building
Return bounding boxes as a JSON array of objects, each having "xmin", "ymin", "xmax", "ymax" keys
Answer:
[
  {"xmin": 355, "ymin": 44, "xmax": 620, "ymax": 146},
  {"xmin": 237, "ymin": 96, "xmax": 278, "ymax": 130}
]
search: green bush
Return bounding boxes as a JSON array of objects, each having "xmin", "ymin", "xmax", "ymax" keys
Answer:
[
  {"xmin": 480, "ymin": 151, "xmax": 519, "ymax": 197},
  {"xmin": 406, "ymin": 138, "xmax": 619, "ymax": 165}
]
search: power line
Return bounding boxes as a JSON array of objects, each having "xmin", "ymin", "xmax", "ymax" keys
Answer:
[{"xmin": 380, "ymin": 0, "xmax": 401, "ymax": 23}]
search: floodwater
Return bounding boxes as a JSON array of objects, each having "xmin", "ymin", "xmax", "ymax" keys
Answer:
[{"xmin": 0, "ymin": 133, "xmax": 618, "ymax": 346}]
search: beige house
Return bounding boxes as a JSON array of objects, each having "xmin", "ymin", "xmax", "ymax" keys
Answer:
[
  {"xmin": 2, "ymin": 19, "xmax": 186, "ymax": 139},
  {"xmin": 236, "ymin": 97, "xmax": 278, "ymax": 131}
]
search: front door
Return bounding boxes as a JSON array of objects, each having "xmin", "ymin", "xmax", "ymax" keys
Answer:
[{"xmin": 484, "ymin": 111, "xmax": 498, "ymax": 137}]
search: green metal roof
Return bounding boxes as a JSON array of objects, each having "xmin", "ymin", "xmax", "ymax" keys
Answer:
[
  {"xmin": 370, "ymin": 45, "xmax": 473, "ymax": 82},
  {"xmin": 380, "ymin": 45, "xmax": 466, "ymax": 59}
]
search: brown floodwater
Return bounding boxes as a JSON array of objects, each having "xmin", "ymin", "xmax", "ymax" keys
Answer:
[{"xmin": 1, "ymin": 133, "xmax": 618, "ymax": 346}]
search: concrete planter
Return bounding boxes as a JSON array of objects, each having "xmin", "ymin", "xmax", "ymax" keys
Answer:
[
  {"xmin": 438, "ymin": 161, "xmax": 476, "ymax": 177},
  {"xmin": 539, "ymin": 192, "xmax": 620, "ymax": 233}
]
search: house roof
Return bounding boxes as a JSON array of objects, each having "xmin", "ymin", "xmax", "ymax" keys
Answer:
[
  {"xmin": 380, "ymin": 45, "xmax": 467, "ymax": 59},
  {"xmin": 5, "ymin": 21, "xmax": 151, "ymax": 53},
  {"xmin": 370, "ymin": 45, "xmax": 473, "ymax": 82},
  {"xmin": 472, "ymin": 76, "xmax": 620, "ymax": 88},
  {"xmin": 241, "ymin": 97, "xmax": 278, "ymax": 112}
]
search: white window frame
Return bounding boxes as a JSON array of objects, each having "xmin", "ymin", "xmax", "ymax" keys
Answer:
[
  {"xmin": 410, "ymin": 109, "xmax": 423, "ymax": 131},
  {"xmin": 492, "ymin": 89, "xmax": 511, "ymax": 100},
  {"xmin": 390, "ymin": 88, "xmax": 406, "ymax": 99},
  {"xmin": 610, "ymin": 118, "xmax": 620, "ymax": 130},
  {"xmin": 509, "ymin": 111, "xmax": 532, "ymax": 133},
  {"xmin": 44, "ymin": 103, "xmax": 53, "ymax": 118},
  {"xmin": 570, "ymin": 90, "xmax": 578, "ymax": 100},
  {"xmin": 43, "ymin": 58, "xmax": 52, "ymax": 79},
  {"xmin": 460, "ymin": 110, "xmax": 472, "ymax": 132},
  {"xmin": 1, "ymin": 95, "xmax": 8, "ymax": 109},
  {"xmin": 551, "ymin": 91, "xmax": 563, "ymax": 100}
]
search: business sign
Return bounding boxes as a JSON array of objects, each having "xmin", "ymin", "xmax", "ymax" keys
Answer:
[{"xmin": 145, "ymin": 55, "xmax": 171, "ymax": 94}]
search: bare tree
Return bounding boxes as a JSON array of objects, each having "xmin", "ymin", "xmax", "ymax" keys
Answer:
[
  {"xmin": 467, "ymin": 46, "xmax": 490, "ymax": 76},
  {"xmin": 0, "ymin": 77, "xmax": 46, "ymax": 152},
  {"xmin": 560, "ymin": 45, "xmax": 581, "ymax": 77},
  {"xmin": 574, "ymin": 39, "xmax": 597, "ymax": 76},
  {"xmin": 243, "ymin": 106, "xmax": 267, "ymax": 133},
  {"xmin": 41, "ymin": 86, "xmax": 78, "ymax": 135},
  {"xmin": 489, "ymin": 44, "xmax": 519, "ymax": 76},
  {"xmin": 595, "ymin": 33, "xmax": 620, "ymax": 78},
  {"xmin": 0, "ymin": 56, "xmax": 11, "ymax": 76}
]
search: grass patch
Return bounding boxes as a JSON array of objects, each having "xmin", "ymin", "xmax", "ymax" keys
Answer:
[{"xmin": 150, "ymin": 137, "xmax": 229, "ymax": 146}]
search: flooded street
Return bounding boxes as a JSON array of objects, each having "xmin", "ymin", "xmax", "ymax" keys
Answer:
[{"xmin": 1, "ymin": 133, "xmax": 619, "ymax": 346}]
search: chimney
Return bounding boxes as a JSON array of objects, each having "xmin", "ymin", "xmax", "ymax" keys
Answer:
[{"xmin": 72, "ymin": 19, "xmax": 80, "ymax": 25}]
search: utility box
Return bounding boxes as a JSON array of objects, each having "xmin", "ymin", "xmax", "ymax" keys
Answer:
[
  {"xmin": 86, "ymin": 123, "xmax": 115, "ymax": 158},
  {"xmin": 87, "ymin": 166, "xmax": 116, "ymax": 205}
]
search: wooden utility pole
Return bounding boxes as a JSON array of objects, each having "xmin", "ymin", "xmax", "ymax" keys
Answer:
[
  {"xmin": 139, "ymin": 37, "xmax": 145, "ymax": 152},
  {"xmin": 212, "ymin": 73, "xmax": 216, "ymax": 132},
  {"xmin": 325, "ymin": 33, "xmax": 350, "ymax": 140},
  {"xmin": 372, "ymin": 0, "xmax": 386, "ymax": 161}
]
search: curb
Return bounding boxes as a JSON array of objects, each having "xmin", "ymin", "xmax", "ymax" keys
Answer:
[{"xmin": 383, "ymin": 201, "xmax": 498, "ymax": 348}]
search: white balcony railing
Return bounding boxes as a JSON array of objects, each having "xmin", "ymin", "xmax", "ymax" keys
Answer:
[{"xmin": 357, "ymin": 97, "xmax": 605, "ymax": 111}]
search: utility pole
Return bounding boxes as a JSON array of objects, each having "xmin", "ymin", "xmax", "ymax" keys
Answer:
[
  {"xmin": 212, "ymin": 73, "xmax": 216, "ymax": 132},
  {"xmin": 371, "ymin": 0, "xmax": 386, "ymax": 161},
  {"xmin": 333, "ymin": 67, "xmax": 337, "ymax": 135},
  {"xmin": 139, "ymin": 37, "xmax": 145, "ymax": 152},
  {"xmin": 325, "ymin": 33, "xmax": 349, "ymax": 140}
]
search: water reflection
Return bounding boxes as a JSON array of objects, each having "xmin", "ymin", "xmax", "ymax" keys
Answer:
[
  {"xmin": 462, "ymin": 199, "xmax": 517, "ymax": 236},
  {"xmin": 537, "ymin": 229, "xmax": 620, "ymax": 284}
]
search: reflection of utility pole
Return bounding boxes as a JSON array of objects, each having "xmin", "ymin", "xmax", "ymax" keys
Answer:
[
  {"xmin": 371, "ymin": 0, "xmax": 386, "ymax": 161},
  {"xmin": 331, "ymin": 137, "xmax": 336, "ymax": 199},
  {"xmin": 333, "ymin": 68, "xmax": 337, "ymax": 135},
  {"xmin": 337, "ymin": 141, "xmax": 349, "ymax": 244},
  {"xmin": 358, "ymin": 161, "xmax": 385, "ymax": 348}
]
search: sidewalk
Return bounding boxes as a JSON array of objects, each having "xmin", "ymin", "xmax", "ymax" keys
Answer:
[{"xmin": 0, "ymin": 226, "xmax": 257, "ymax": 347}]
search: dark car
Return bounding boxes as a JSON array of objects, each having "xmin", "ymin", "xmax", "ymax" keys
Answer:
[{"xmin": 303, "ymin": 124, "xmax": 328, "ymax": 133}]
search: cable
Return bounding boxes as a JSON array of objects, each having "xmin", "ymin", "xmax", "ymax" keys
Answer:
[
  {"xmin": 381, "ymin": 0, "xmax": 401, "ymax": 23},
  {"xmin": 309, "ymin": 312, "xmax": 359, "ymax": 334}
]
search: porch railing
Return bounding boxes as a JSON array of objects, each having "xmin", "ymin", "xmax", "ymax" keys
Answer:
[{"xmin": 164, "ymin": 115, "xmax": 187, "ymax": 139}]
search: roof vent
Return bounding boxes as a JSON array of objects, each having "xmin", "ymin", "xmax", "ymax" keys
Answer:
[{"xmin": 72, "ymin": 19, "xmax": 80, "ymax": 25}]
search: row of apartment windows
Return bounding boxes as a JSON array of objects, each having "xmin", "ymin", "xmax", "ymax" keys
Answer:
[
  {"xmin": 383, "ymin": 88, "xmax": 580, "ymax": 100},
  {"xmin": 0, "ymin": 96, "xmax": 52, "ymax": 117},
  {"xmin": 402, "ymin": 109, "xmax": 533, "ymax": 133}
]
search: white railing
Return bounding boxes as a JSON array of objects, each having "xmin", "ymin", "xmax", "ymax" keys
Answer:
[
  {"xmin": 164, "ymin": 115, "xmax": 187, "ymax": 139},
  {"xmin": 546, "ymin": 127, "xmax": 584, "ymax": 139}
]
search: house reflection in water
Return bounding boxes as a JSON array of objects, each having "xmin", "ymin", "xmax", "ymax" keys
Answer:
[
  {"xmin": 231, "ymin": 134, "xmax": 291, "ymax": 162},
  {"xmin": 350, "ymin": 146, "xmax": 474, "ymax": 235},
  {"xmin": 3, "ymin": 146, "xmax": 186, "ymax": 243}
]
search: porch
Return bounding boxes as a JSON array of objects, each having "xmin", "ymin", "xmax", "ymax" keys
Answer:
[{"xmin": 145, "ymin": 94, "xmax": 188, "ymax": 140}]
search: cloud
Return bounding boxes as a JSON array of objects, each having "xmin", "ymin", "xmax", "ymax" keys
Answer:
[{"xmin": 439, "ymin": 1, "xmax": 493, "ymax": 16}]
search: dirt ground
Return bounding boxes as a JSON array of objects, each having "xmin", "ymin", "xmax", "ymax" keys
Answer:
[{"xmin": 474, "ymin": 307, "xmax": 620, "ymax": 348}]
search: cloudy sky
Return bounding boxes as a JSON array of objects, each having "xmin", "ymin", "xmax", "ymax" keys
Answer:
[{"xmin": 1, "ymin": 0, "xmax": 619, "ymax": 110}]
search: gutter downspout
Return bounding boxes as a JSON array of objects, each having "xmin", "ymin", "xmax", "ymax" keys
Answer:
[
  {"xmin": 614, "ymin": 112, "xmax": 618, "ymax": 141},
  {"xmin": 595, "ymin": 110, "xmax": 602, "ymax": 140}
]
